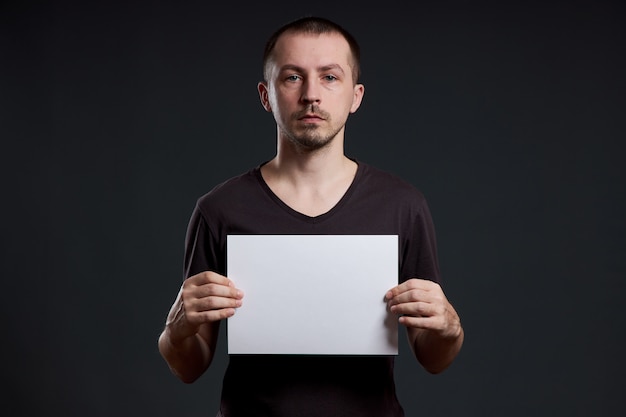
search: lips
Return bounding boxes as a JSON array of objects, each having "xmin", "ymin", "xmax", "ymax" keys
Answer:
[
  {"xmin": 295, "ymin": 106, "xmax": 328, "ymax": 121},
  {"xmin": 299, "ymin": 114, "xmax": 324, "ymax": 121}
]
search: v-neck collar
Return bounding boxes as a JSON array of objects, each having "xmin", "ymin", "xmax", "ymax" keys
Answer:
[{"xmin": 254, "ymin": 159, "xmax": 363, "ymax": 224}]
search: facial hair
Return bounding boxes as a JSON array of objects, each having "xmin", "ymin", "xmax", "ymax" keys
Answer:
[{"xmin": 284, "ymin": 105, "xmax": 342, "ymax": 152}]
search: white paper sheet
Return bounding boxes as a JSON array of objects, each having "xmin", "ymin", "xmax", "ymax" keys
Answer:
[{"xmin": 227, "ymin": 235, "xmax": 398, "ymax": 355}]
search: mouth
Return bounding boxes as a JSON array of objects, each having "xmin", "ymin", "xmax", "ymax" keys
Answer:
[
  {"xmin": 299, "ymin": 115, "xmax": 323, "ymax": 122},
  {"xmin": 296, "ymin": 106, "xmax": 328, "ymax": 122},
  {"xmin": 297, "ymin": 112, "xmax": 326, "ymax": 123}
]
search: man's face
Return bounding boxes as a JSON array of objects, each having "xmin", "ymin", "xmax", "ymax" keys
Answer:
[{"xmin": 259, "ymin": 31, "xmax": 364, "ymax": 151}]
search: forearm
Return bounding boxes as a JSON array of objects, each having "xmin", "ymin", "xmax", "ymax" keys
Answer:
[
  {"xmin": 158, "ymin": 323, "xmax": 216, "ymax": 383},
  {"xmin": 409, "ymin": 325, "xmax": 464, "ymax": 374}
]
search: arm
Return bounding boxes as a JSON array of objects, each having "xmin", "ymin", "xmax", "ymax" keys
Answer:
[
  {"xmin": 158, "ymin": 271, "xmax": 244, "ymax": 383},
  {"xmin": 386, "ymin": 278, "xmax": 463, "ymax": 374}
]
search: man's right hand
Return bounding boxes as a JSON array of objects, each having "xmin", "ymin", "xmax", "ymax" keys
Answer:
[{"xmin": 165, "ymin": 271, "xmax": 244, "ymax": 343}]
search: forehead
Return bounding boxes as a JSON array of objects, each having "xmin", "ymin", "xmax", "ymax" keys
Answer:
[{"xmin": 270, "ymin": 31, "xmax": 353, "ymax": 72}]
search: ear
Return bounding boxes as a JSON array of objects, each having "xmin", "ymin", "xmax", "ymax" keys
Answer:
[
  {"xmin": 258, "ymin": 81, "xmax": 272, "ymax": 112},
  {"xmin": 349, "ymin": 83, "xmax": 365, "ymax": 113}
]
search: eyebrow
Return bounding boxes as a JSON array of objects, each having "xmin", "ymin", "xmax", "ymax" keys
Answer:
[{"xmin": 279, "ymin": 63, "xmax": 346, "ymax": 75}]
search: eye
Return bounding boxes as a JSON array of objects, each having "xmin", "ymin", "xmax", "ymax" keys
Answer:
[
  {"xmin": 323, "ymin": 74, "xmax": 338, "ymax": 82},
  {"xmin": 285, "ymin": 74, "xmax": 301, "ymax": 82}
]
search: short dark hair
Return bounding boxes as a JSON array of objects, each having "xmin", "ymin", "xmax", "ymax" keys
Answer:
[{"xmin": 262, "ymin": 16, "xmax": 361, "ymax": 84}]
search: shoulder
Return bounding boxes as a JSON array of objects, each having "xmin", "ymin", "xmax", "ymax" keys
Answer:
[
  {"xmin": 194, "ymin": 166, "xmax": 263, "ymax": 216},
  {"xmin": 356, "ymin": 161, "xmax": 427, "ymax": 204},
  {"xmin": 199, "ymin": 168, "xmax": 256, "ymax": 199}
]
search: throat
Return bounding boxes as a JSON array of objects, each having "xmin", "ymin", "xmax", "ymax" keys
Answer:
[{"xmin": 261, "ymin": 159, "xmax": 358, "ymax": 217}]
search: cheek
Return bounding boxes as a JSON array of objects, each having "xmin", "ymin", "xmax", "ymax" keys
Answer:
[
  {"xmin": 271, "ymin": 89, "xmax": 298, "ymax": 111},
  {"xmin": 267, "ymin": 92, "xmax": 286, "ymax": 115},
  {"xmin": 267, "ymin": 97, "xmax": 293, "ymax": 123}
]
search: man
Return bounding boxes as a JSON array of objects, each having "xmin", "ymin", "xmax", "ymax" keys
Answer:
[{"xmin": 158, "ymin": 16, "xmax": 463, "ymax": 417}]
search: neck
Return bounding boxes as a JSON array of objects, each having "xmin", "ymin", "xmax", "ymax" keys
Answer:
[
  {"xmin": 260, "ymin": 131, "xmax": 358, "ymax": 217},
  {"xmin": 267, "ymin": 130, "xmax": 352, "ymax": 186}
]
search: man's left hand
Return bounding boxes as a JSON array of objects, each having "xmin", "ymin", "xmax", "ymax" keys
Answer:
[{"xmin": 385, "ymin": 278, "xmax": 462, "ymax": 339}]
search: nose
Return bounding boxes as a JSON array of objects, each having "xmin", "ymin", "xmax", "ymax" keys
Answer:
[{"xmin": 301, "ymin": 79, "xmax": 320, "ymax": 104}]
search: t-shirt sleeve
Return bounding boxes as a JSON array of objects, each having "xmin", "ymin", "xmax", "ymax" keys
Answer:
[
  {"xmin": 399, "ymin": 196, "xmax": 442, "ymax": 285},
  {"xmin": 182, "ymin": 202, "xmax": 225, "ymax": 280}
]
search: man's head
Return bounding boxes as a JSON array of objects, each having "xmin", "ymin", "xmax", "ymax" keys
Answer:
[
  {"xmin": 262, "ymin": 16, "xmax": 361, "ymax": 85},
  {"xmin": 258, "ymin": 16, "xmax": 365, "ymax": 152}
]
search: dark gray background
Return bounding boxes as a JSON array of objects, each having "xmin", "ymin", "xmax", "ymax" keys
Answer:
[{"xmin": 2, "ymin": 1, "xmax": 625, "ymax": 416}]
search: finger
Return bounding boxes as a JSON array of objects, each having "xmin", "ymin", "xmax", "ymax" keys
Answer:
[
  {"xmin": 386, "ymin": 278, "xmax": 438, "ymax": 299},
  {"xmin": 186, "ymin": 306, "xmax": 238, "ymax": 324},
  {"xmin": 389, "ymin": 301, "xmax": 435, "ymax": 317},
  {"xmin": 184, "ymin": 293, "xmax": 243, "ymax": 325},
  {"xmin": 191, "ymin": 294, "xmax": 243, "ymax": 312},
  {"xmin": 192, "ymin": 282, "xmax": 244, "ymax": 300},
  {"xmin": 184, "ymin": 271, "xmax": 244, "ymax": 302},
  {"xmin": 398, "ymin": 315, "xmax": 444, "ymax": 330},
  {"xmin": 187, "ymin": 271, "xmax": 232, "ymax": 286},
  {"xmin": 387, "ymin": 288, "xmax": 432, "ymax": 307}
]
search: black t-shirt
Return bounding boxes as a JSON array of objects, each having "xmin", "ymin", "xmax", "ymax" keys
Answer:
[{"xmin": 184, "ymin": 160, "xmax": 441, "ymax": 417}]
